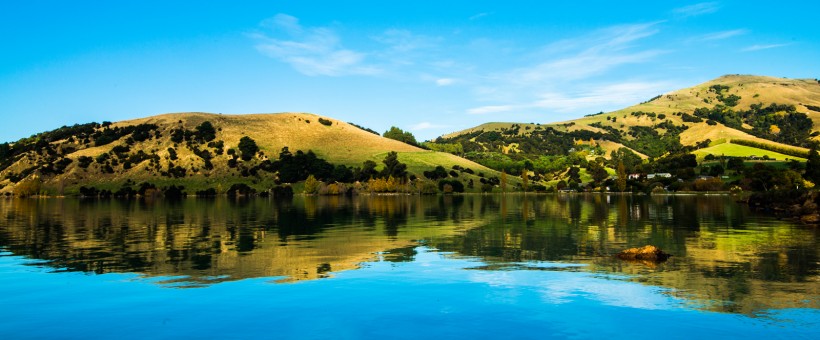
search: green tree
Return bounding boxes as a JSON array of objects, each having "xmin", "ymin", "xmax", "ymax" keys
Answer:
[
  {"xmin": 238, "ymin": 136, "xmax": 259, "ymax": 161},
  {"xmin": 588, "ymin": 161, "xmax": 608, "ymax": 185},
  {"xmin": 357, "ymin": 160, "xmax": 379, "ymax": 181},
  {"xmin": 304, "ymin": 175, "xmax": 320, "ymax": 194},
  {"xmin": 727, "ymin": 157, "xmax": 745, "ymax": 172},
  {"xmin": 500, "ymin": 170, "xmax": 507, "ymax": 193},
  {"xmin": 521, "ymin": 169, "xmax": 529, "ymax": 192},
  {"xmin": 195, "ymin": 121, "xmax": 216, "ymax": 142},
  {"xmin": 567, "ymin": 166, "xmax": 581, "ymax": 183},
  {"xmin": 383, "ymin": 126, "xmax": 419, "ymax": 146},
  {"xmin": 805, "ymin": 146, "xmax": 820, "ymax": 184},
  {"xmin": 616, "ymin": 161, "xmax": 627, "ymax": 192},
  {"xmin": 380, "ymin": 151, "xmax": 407, "ymax": 179},
  {"xmin": 610, "ymin": 148, "xmax": 642, "ymax": 173}
]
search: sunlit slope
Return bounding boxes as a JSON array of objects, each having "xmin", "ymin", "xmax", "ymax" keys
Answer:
[
  {"xmin": 439, "ymin": 75, "xmax": 818, "ymax": 159},
  {"xmin": 0, "ymin": 112, "xmax": 495, "ymax": 194},
  {"xmin": 557, "ymin": 75, "xmax": 820, "ymax": 146}
]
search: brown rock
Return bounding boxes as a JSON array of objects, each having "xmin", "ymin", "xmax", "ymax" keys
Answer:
[{"xmin": 616, "ymin": 245, "xmax": 671, "ymax": 261}]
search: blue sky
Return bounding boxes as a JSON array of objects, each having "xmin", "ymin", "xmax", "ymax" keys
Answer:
[{"xmin": 1, "ymin": 1, "xmax": 818, "ymax": 143}]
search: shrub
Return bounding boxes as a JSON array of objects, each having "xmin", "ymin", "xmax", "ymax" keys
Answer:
[
  {"xmin": 318, "ymin": 118, "xmax": 333, "ymax": 126},
  {"xmin": 238, "ymin": 136, "xmax": 259, "ymax": 161},
  {"xmin": 196, "ymin": 188, "xmax": 217, "ymax": 197},
  {"xmin": 272, "ymin": 185, "xmax": 294, "ymax": 198},
  {"xmin": 77, "ymin": 156, "xmax": 93, "ymax": 169},
  {"xmin": 304, "ymin": 175, "xmax": 321, "ymax": 194},
  {"xmin": 194, "ymin": 121, "xmax": 216, "ymax": 142},
  {"xmin": 227, "ymin": 183, "xmax": 255, "ymax": 196},
  {"xmin": 438, "ymin": 179, "xmax": 464, "ymax": 193}
]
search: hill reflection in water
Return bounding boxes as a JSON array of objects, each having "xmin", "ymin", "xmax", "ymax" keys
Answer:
[{"xmin": 0, "ymin": 194, "xmax": 817, "ymax": 314}]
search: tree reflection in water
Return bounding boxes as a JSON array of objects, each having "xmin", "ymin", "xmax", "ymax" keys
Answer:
[{"xmin": 0, "ymin": 194, "xmax": 816, "ymax": 314}]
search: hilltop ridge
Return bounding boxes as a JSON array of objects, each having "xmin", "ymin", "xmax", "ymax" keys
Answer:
[{"xmin": 0, "ymin": 112, "xmax": 495, "ymax": 196}]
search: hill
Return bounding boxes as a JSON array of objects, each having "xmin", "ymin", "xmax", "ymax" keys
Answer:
[
  {"xmin": 431, "ymin": 75, "xmax": 819, "ymax": 179},
  {"xmin": 0, "ymin": 112, "xmax": 498, "ymax": 196}
]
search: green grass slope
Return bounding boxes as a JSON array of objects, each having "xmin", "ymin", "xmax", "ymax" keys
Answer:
[{"xmin": 692, "ymin": 142, "xmax": 806, "ymax": 162}]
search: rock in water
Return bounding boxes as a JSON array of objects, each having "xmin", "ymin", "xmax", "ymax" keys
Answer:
[{"xmin": 617, "ymin": 245, "xmax": 671, "ymax": 261}]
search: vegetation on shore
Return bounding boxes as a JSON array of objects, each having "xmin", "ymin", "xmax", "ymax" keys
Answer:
[{"xmin": 1, "ymin": 75, "xmax": 819, "ymax": 207}]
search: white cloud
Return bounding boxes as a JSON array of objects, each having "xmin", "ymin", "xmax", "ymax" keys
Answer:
[
  {"xmin": 467, "ymin": 81, "xmax": 675, "ymax": 116},
  {"xmin": 532, "ymin": 81, "xmax": 674, "ymax": 113},
  {"xmin": 436, "ymin": 78, "xmax": 456, "ymax": 86},
  {"xmin": 252, "ymin": 14, "xmax": 380, "ymax": 76},
  {"xmin": 468, "ymin": 105, "xmax": 519, "ymax": 115},
  {"xmin": 698, "ymin": 29, "xmax": 747, "ymax": 41},
  {"xmin": 465, "ymin": 22, "xmax": 671, "ymax": 118},
  {"xmin": 672, "ymin": 2, "xmax": 720, "ymax": 17},
  {"xmin": 502, "ymin": 23, "xmax": 665, "ymax": 86},
  {"xmin": 741, "ymin": 43, "xmax": 791, "ymax": 52},
  {"xmin": 469, "ymin": 13, "xmax": 490, "ymax": 20},
  {"xmin": 410, "ymin": 122, "xmax": 448, "ymax": 131},
  {"xmin": 373, "ymin": 29, "xmax": 440, "ymax": 53}
]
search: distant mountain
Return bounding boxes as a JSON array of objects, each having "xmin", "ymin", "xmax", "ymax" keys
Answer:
[
  {"xmin": 0, "ymin": 112, "xmax": 494, "ymax": 196},
  {"xmin": 434, "ymin": 75, "xmax": 819, "ymax": 163}
]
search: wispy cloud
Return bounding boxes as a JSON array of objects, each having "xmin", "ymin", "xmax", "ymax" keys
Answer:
[
  {"xmin": 436, "ymin": 78, "xmax": 456, "ymax": 86},
  {"xmin": 672, "ymin": 2, "xmax": 721, "ymax": 17},
  {"xmin": 503, "ymin": 23, "xmax": 664, "ymax": 85},
  {"xmin": 468, "ymin": 105, "xmax": 519, "ymax": 115},
  {"xmin": 468, "ymin": 81, "xmax": 674, "ymax": 116},
  {"xmin": 251, "ymin": 14, "xmax": 379, "ymax": 76},
  {"xmin": 698, "ymin": 29, "xmax": 747, "ymax": 41},
  {"xmin": 410, "ymin": 122, "xmax": 448, "ymax": 131},
  {"xmin": 741, "ymin": 43, "xmax": 791, "ymax": 52},
  {"xmin": 469, "ymin": 13, "xmax": 490, "ymax": 20},
  {"xmin": 466, "ymin": 22, "xmax": 670, "ymax": 117},
  {"xmin": 252, "ymin": 15, "xmax": 447, "ymax": 79},
  {"xmin": 532, "ymin": 81, "xmax": 674, "ymax": 113},
  {"xmin": 373, "ymin": 29, "xmax": 440, "ymax": 53}
]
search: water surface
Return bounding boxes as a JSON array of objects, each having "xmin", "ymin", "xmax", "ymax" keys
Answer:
[{"xmin": 0, "ymin": 195, "xmax": 817, "ymax": 338}]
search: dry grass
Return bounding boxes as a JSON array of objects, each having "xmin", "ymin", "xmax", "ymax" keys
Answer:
[{"xmin": 0, "ymin": 112, "xmax": 501, "ymax": 194}]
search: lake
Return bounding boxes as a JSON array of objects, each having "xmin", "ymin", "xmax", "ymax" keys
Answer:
[{"xmin": 0, "ymin": 194, "xmax": 817, "ymax": 338}]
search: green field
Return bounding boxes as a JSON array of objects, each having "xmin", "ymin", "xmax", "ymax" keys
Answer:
[{"xmin": 693, "ymin": 142, "xmax": 806, "ymax": 161}]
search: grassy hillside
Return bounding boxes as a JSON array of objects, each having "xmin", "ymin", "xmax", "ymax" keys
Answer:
[
  {"xmin": 435, "ymin": 75, "xmax": 817, "ymax": 162},
  {"xmin": 557, "ymin": 75, "xmax": 820, "ymax": 148},
  {"xmin": 692, "ymin": 142, "xmax": 806, "ymax": 162},
  {"xmin": 0, "ymin": 112, "xmax": 499, "ymax": 196}
]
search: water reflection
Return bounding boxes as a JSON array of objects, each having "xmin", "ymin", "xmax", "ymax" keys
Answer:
[{"xmin": 0, "ymin": 194, "xmax": 817, "ymax": 314}]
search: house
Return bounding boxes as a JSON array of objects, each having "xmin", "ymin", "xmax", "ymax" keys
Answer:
[
  {"xmin": 628, "ymin": 173, "xmax": 641, "ymax": 180},
  {"xmin": 647, "ymin": 173, "xmax": 672, "ymax": 179}
]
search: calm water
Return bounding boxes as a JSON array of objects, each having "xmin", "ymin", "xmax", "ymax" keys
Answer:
[{"xmin": 0, "ymin": 194, "xmax": 817, "ymax": 338}]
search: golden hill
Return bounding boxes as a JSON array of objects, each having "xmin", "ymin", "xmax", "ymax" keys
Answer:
[
  {"xmin": 0, "ymin": 112, "xmax": 496, "ymax": 195},
  {"xmin": 440, "ymin": 75, "xmax": 820, "ymax": 158}
]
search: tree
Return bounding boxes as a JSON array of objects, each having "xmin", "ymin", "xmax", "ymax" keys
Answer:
[
  {"xmin": 380, "ymin": 151, "xmax": 407, "ymax": 179},
  {"xmin": 304, "ymin": 175, "xmax": 320, "ymax": 194},
  {"xmin": 332, "ymin": 165, "xmax": 354, "ymax": 183},
  {"xmin": 588, "ymin": 161, "xmax": 608, "ymax": 185},
  {"xmin": 521, "ymin": 169, "xmax": 529, "ymax": 192},
  {"xmin": 500, "ymin": 170, "xmax": 507, "ymax": 193},
  {"xmin": 805, "ymin": 146, "xmax": 820, "ymax": 184},
  {"xmin": 726, "ymin": 157, "xmax": 744, "ymax": 172},
  {"xmin": 567, "ymin": 166, "xmax": 581, "ymax": 183},
  {"xmin": 383, "ymin": 126, "xmax": 419, "ymax": 146},
  {"xmin": 615, "ymin": 161, "xmax": 627, "ymax": 192},
  {"xmin": 610, "ymin": 148, "xmax": 642, "ymax": 173},
  {"xmin": 357, "ymin": 160, "xmax": 379, "ymax": 181},
  {"xmin": 238, "ymin": 136, "xmax": 259, "ymax": 161},
  {"xmin": 195, "ymin": 121, "xmax": 216, "ymax": 142}
]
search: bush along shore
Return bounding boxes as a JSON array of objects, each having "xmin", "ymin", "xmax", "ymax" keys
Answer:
[{"xmin": 747, "ymin": 189, "xmax": 819, "ymax": 224}]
